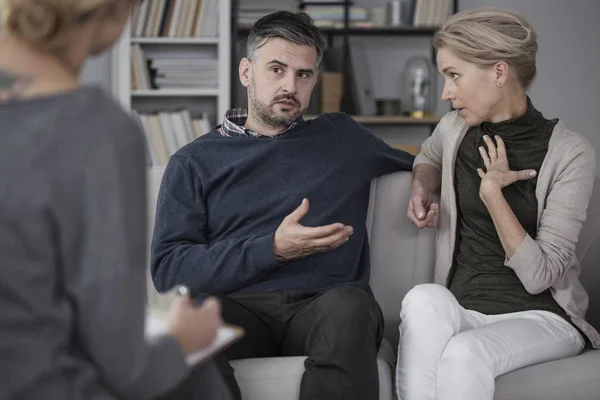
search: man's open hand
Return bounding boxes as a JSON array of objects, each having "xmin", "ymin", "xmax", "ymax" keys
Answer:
[{"xmin": 273, "ymin": 199, "xmax": 353, "ymax": 262}]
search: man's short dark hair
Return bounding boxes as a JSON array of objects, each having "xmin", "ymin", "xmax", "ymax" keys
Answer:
[{"xmin": 246, "ymin": 11, "xmax": 324, "ymax": 65}]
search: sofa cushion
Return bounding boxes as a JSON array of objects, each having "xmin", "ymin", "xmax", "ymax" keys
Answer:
[
  {"xmin": 367, "ymin": 172, "xmax": 437, "ymax": 348},
  {"xmin": 494, "ymin": 350, "xmax": 600, "ymax": 400},
  {"xmin": 231, "ymin": 355, "xmax": 393, "ymax": 400},
  {"xmin": 576, "ymin": 178, "xmax": 600, "ymax": 330}
]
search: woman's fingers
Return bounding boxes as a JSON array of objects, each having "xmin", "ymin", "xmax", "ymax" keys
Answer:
[
  {"xmin": 479, "ymin": 146, "xmax": 491, "ymax": 169},
  {"xmin": 483, "ymin": 135, "xmax": 497, "ymax": 162},
  {"xmin": 494, "ymin": 135, "xmax": 508, "ymax": 161}
]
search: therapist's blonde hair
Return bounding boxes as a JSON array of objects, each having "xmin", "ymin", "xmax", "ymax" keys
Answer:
[{"xmin": 0, "ymin": 0, "xmax": 106, "ymax": 50}]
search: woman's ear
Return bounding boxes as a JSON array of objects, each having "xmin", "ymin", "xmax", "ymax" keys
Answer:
[{"xmin": 494, "ymin": 60, "xmax": 509, "ymax": 88}]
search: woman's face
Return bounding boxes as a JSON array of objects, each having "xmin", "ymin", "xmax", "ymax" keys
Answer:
[{"xmin": 437, "ymin": 47, "xmax": 504, "ymax": 126}]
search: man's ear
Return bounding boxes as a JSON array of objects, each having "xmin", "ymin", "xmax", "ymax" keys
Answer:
[{"xmin": 239, "ymin": 58, "xmax": 252, "ymax": 88}]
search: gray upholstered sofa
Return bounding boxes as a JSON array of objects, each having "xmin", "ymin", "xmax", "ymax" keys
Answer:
[{"xmin": 147, "ymin": 168, "xmax": 600, "ymax": 400}]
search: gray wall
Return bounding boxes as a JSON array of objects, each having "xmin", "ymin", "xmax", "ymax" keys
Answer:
[{"xmin": 81, "ymin": 52, "xmax": 112, "ymax": 93}]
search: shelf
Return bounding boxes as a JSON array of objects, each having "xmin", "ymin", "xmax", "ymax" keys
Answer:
[
  {"xmin": 305, "ymin": 114, "xmax": 440, "ymax": 125},
  {"xmin": 131, "ymin": 89, "xmax": 220, "ymax": 97},
  {"xmin": 299, "ymin": 1, "xmax": 353, "ymax": 6},
  {"xmin": 131, "ymin": 37, "xmax": 219, "ymax": 45},
  {"xmin": 238, "ymin": 25, "xmax": 438, "ymax": 36}
]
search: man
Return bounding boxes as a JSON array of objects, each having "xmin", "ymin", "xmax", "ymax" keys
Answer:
[{"xmin": 151, "ymin": 11, "xmax": 414, "ymax": 400}]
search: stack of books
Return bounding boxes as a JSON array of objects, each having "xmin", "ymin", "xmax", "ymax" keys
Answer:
[
  {"xmin": 411, "ymin": 0, "xmax": 451, "ymax": 27},
  {"xmin": 133, "ymin": 110, "xmax": 212, "ymax": 166},
  {"xmin": 238, "ymin": 0, "xmax": 295, "ymax": 27},
  {"xmin": 130, "ymin": 46, "xmax": 218, "ymax": 91},
  {"xmin": 131, "ymin": 0, "xmax": 219, "ymax": 38},
  {"xmin": 151, "ymin": 55, "xmax": 219, "ymax": 90},
  {"xmin": 303, "ymin": 6, "xmax": 370, "ymax": 28}
]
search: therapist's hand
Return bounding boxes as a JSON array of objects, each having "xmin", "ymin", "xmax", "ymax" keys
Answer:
[{"xmin": 167, "ymin": 296, "xmax": 223, "ymax": 356}]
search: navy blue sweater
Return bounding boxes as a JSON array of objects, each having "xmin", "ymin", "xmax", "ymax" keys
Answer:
[{"xmin": 151, "ymin": 113, "xmax": 414, "ymax": 295}]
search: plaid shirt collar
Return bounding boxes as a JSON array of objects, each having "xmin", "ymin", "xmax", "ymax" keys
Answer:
[{"xmin": 219, "ymin": 108, "xmax": 303, "ymax": 138}]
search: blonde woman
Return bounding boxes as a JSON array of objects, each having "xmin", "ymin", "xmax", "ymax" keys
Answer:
[
  {"xmin": 0, "ymin": 1, "xmax": 230, "ymax": 399},
  {"xmin": 397, "ymin": 7, "xmax": 598, "ymax": 400}
]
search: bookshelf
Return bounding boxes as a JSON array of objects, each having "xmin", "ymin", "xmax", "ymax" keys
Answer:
[
  {"xmin": 111, "ymin": 0, "xmax": 231, "ymax": 167},
  {"xmin": 305, "ymin": 114, "xmax": 440, "ymax": 125},
  {"xmin": 237, "ymin": 25, "xmax": 440, "ymax": 36},
  {"xmin": 131, "ymin": 37, "xmax": 220, "ymax": 45}
]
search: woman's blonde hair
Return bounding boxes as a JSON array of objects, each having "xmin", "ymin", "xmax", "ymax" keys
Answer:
[
  {"xmin": 0, "ymin": 0, "xmax": 105, "ymax": 50},
  {"xmin": 433, "ymin": 7, "xmax": 538, "ymax": 89}
]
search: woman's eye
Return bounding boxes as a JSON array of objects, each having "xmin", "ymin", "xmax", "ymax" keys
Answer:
[{"xmin": 452, "ymin": 73, "xmax": 460, "ymax": 80}]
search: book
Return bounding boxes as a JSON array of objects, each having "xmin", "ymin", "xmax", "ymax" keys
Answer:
[
  {"xmin": 136, "ymin": 110, "xmax": 212, "ymax": 166},
  {"xmin": 349, "ymin": 44, "xmax": 377, "ymax": 116}
]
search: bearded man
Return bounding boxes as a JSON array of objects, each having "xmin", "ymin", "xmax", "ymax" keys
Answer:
[{"xmin": 150, "ymin": 11, "xmax": 414, "ymax": 400}]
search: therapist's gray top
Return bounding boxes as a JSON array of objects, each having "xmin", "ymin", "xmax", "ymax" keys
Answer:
[{"xmin": 0, "ymin": 87, "xmax": 188, "ymax": 400}]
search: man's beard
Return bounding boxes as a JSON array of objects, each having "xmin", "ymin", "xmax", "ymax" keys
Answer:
[{"xmin": 249, "ymin": 78, "xmax": 304, "ymax": 129}]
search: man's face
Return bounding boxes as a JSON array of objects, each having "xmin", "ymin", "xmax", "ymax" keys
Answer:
[{"xmin": 239, "ymin": 37, "xmax": 319, "ymax": 129}]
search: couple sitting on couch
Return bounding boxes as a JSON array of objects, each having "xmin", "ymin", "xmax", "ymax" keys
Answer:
[{"xmin": 150, "ymin": 8, "xmax": 599, "ymax": 400}]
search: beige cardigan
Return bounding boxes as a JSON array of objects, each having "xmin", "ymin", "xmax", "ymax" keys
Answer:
[{"xmin": 414, "ymin": 111, "xmax": 600, "ymax": 348}]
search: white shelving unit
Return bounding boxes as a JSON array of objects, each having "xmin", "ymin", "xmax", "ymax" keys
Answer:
[
  {"xmin": 111, "ymin": 0, "xmax": 231, "ymax": 134},
  {"xmin": 109, "ymin": 2, "xmax": 232, "ymax": 297},
  {"xmin": 131, "ymin": 37, "xmax": 220, "ymax": 45},
  {"xmin": 131, "ymin": 88, "xmax": 221, "ymax": 97}
]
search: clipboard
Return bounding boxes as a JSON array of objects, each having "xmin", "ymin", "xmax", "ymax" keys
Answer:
[
  {"xmin": 145, "ymin": 286, "xmax": 245, "ymax": 366},
  {"xmin": 145, "ymin": 312, "xmax": 244, "ymax": 366},
  {"xmin": 185, "ymin": 324, "xmax": 244, "ymax": 365}
]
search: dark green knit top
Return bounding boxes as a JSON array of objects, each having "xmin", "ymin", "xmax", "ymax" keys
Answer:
[{"xmin": 449, "ymin": 97, "xmax": 568, "ymax": 320}]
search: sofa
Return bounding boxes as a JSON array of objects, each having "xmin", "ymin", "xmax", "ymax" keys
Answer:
[{"xmin": 147, "ymin": 168, "xmax": 600, "ymax": 400}]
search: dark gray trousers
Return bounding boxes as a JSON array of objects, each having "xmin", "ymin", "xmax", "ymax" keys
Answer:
[{"xmin": 214, "ymin": 286, "xmax": 384, "ymax": 400}]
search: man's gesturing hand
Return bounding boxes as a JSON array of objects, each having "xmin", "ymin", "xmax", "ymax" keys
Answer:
[{"xmin": 273, "ymin": 198, "xmax": 354, "ymax": 262}]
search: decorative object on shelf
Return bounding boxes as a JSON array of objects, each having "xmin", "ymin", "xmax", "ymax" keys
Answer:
[
  {"xmin": 402, "ymin": 55, "xmax": 434, "ymax": 118},
  {"xmin": 369, "ymin": 7, "xmax": 387, "ymax": 27},
  {"xmin": 386, "ymin": 0, "xmax": 402, "ymax": 26},
  {"xmin": 320, "ymin": 72, "xmax": 344, "ymax": 113},
  {"xmin": 376, "ymin": 99, "xmax": 401, "ymax": 116}
]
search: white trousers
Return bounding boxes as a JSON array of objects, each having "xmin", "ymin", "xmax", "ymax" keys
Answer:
[{"xmin": 395, "ymin": 284, "xmax": 585, "ymax": 400}]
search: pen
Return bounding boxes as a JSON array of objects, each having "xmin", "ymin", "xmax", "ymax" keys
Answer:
[{"xmin": 175, "ymin": 285, "xmax": 189, "ymax": 296}]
